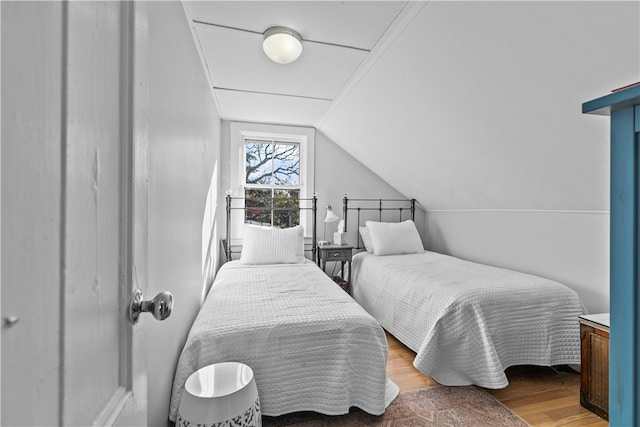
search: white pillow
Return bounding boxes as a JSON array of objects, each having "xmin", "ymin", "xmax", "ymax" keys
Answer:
[
  {"xmin": 240, "ymin": 224, "xmax": 305, "ymax": 265},
  {"xmin": 359, "ymin": 227, "xmax": 373, "ymax": 253},
  {"xmin": 365, "ymin": 220, "xmax": 424, "ymax": 256}
]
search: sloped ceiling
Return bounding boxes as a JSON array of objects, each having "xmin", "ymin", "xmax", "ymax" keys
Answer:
[
  {"xmin": 185, "ymin": 1, "xmax": 640, "ymax": 212},
  {"xmin": 184, "ymin": 1, "xmax": 413, "ymax": 126},
  {"xmin": 319, "ymin": 1, "xmax": 639, "ymax": 211}
]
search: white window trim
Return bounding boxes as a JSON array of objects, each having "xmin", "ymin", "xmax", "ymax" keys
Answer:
[{"xmin": 229, "ymin": 122, "xmax": 315, "ymax": 239}]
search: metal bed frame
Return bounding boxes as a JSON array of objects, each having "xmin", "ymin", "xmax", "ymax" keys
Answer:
[
  {"xmin": 342, "ymin": 195, "xmax": 416, "ymax": 250},
  {"xmin": 222, "ymin": 193, "xmax": 318, "ymax": 262}
]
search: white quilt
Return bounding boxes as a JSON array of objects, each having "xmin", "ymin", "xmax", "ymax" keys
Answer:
[
  {"xmin": 351, "ymin": 251, "xmax": 586, "ymax": 389},
  {"xmin": 169, "ymin": 260, "xmax": 398, "ymax": 421}
]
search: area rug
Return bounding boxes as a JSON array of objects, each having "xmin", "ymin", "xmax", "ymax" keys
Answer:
[{"xmin": 262, "ymin": 385, "xmax": 530, "ymax": 426}]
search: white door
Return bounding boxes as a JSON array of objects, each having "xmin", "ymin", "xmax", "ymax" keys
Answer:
[{"xmin": 1, "ymin": 2, "xmax": 151, "ymax": 425}]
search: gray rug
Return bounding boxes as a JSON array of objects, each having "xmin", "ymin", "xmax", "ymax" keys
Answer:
[{"xmin": 263, "ymin": 385, "xmax": 530, "ymax": 426}]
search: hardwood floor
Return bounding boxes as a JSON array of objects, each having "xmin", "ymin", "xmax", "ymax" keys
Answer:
[{"xmin": 385, "ymin": 332, "xmax": 608, "ymax": 427}]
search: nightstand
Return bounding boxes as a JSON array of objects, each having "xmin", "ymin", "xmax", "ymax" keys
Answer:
[{"xmin": 317, "ymin": 244, "xmax": 353, "ymax": 292}]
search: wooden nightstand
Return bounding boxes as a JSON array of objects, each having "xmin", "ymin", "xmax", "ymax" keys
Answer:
[
  {"xmin": 579, "ymin": 313, "xmax": 609, "ymax": 421},
  {"xmin": 317, "ymin": 244, "xmax": 352, "ymax": 292}
]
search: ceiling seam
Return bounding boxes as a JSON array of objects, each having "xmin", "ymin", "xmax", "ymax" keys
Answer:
[
  {"xmin": 193, "ymin": 20, "xmax": 370, "ymax": 52},
  {"xmin": 213, "ymin": 87, "xmax": 333, "ymax": 102}
]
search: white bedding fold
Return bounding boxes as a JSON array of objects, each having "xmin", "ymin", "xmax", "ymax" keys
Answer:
[
  {"xmin": 169, "ymin": 260, "xmax": 397, "ymax": 421},
  {"xmin": 351, "ymin": 251, "xmax": 586, "ymax": 389}
]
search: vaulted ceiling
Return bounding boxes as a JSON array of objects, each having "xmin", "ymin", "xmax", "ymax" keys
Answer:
[{"xmin": 184, "ymin": 1, "xmax": 640, "ymax": 211}]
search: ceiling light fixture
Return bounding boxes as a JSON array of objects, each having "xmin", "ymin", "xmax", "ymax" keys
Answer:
[{"xmin": 262, "ymin": 26, "xmax": 303, "ymax": 64}]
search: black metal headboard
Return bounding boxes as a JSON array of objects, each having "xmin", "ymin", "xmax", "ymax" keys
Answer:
[
  {"xmin": 342, "ymin": 195, "xmax": 416, "ymax": 250},
  {"xmin": 222, "ymin": 194, "xmax": 318, "ymax": 262}
]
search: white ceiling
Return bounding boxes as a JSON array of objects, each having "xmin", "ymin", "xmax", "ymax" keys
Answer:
[{"xmin": 184, "ymin": 1, "xmax": 413, "ymax": 126}]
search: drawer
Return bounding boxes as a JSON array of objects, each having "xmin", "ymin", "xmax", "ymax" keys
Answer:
[
  {"xmin": 321, "ymin": 248, "xmax": 351, "ymax": 261},
  {"xmin": 325, "ymin": 250, "xmax": 349, "ymax": 261}
]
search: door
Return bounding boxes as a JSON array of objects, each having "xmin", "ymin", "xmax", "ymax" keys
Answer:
[{"xmin": 1, "ymin": 2, "xmax": 150, "ymax": 425}]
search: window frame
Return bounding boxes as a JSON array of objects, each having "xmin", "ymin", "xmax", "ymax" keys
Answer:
[
  {"xmin": 244, "ymin": 137, "xmax": 302, "ymax": 227},
  {"xmin": 229, "ymin": 122, "xmax": 315, "ymax": 239}
]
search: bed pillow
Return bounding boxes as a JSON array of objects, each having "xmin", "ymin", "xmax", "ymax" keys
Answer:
[
  {"xmin": 365, "ymin": 220, "xmax": 424, "ymax": 256},
  {"xmin": 240, "ymin": 224, "xmax": 305, "ymax": 265},
  {"xmin": 359, "ymin": 227, "xmax": 373, "ymax": 253}
]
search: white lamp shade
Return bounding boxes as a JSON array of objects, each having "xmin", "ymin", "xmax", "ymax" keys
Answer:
[
  {"xmin": 324, "ymin": 206, "xmax": 339, "ymax": 223},
  {"xmin": 177, "ymin": 362, "xmax": 261, "ymax": 427},
  {"xmin": 262, "ymin": 26, "xmax": 303, "ymax": 64}
]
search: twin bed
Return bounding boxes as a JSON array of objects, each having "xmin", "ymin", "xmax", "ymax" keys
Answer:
[
  {"xmin": 344, "ymin": 197, "xmax": 585, "ymax": 389},
  {"xmin": 169, "ymin": 196, "xmax": 397, "ymax": 422},
  {"xmin": 351, "ymin": 251, "xmax": 585, "ymax": 388},
  {"xmin": 169, "ymin": 195, "xmax": 586, "ymax": 422}
]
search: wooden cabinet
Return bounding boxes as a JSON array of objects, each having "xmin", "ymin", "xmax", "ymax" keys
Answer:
[{"xmin": 580, "ymin": 313, "xmax": 610, "ymax": 421}]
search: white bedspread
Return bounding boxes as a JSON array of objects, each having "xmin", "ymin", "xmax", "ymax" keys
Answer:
[
  {"xmin": 351, "ymin": 251, "xmax": 586, "ymax": 389},
  {"xmin": 169, "ymin": 260, "xmax": 397, "ymax": 421}
]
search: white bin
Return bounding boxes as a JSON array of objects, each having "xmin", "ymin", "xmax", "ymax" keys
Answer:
[{"xmin": 177, "ymin": 362, "xmax": 261, "ymax": 427}]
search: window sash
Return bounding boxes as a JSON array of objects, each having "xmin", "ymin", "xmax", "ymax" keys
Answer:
[
  {"xmin": 244, "ymin": 138, "xmax": 301, "ymax": 187},
  {"xmin": 244, "ymin": 187, "xmax": 300, "ymax": 227}
]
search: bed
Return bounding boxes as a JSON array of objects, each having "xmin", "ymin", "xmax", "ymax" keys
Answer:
[
  {"xmin": 343, "ymin": 196, "xmax": 586, "ymax": 389},
  {"xmin": 168, "ymin": 195, "xmax": 398, "ymax": 422}
]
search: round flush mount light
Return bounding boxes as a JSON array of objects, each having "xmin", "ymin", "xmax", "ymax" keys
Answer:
[{"xmin": 262, "ymin": 26, "xmax": 303, "ymax": 64}]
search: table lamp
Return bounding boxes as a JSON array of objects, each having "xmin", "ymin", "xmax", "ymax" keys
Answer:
[{"xmin": 320, "ymin": 205, "xmax": 339, "ymax": 245}]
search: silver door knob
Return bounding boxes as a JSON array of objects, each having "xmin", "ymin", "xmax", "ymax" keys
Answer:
[
  {"xmin": 3, "ymin": 316, "xmax": 19, "ymax": 327},
  {"xmin": 128, "ymin": 289, "xmax": 173, "ymax": 325}
]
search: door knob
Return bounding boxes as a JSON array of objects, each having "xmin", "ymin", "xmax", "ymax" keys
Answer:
[
  {"xmin": 3, "ymin": 316, "xmax": 19, "ymax": 327},
  {"xmin": 128, "ymin": 289, "xmax": 173, "ymax": 325}
]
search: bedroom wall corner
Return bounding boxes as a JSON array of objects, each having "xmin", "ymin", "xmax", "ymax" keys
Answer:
[
  {"xmin": 423, "ymin": 210, "xmax": 609, "ymax": 313},
  {"xmin": 147, "ymin": 2, "xmax": 221, "ymax": 426},
  {"xmin": 314, "ymin": 130, "xmax": 426, "ymax": 244}
]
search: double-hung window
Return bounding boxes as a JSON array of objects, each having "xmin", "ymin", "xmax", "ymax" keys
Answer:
[
  {"xmin": 229, "ymin": 122, "xmax": 315, "ymax": 236},
  {"xmin": 244, "ymin": 138, "xmax": 301, "ymax": 227}
]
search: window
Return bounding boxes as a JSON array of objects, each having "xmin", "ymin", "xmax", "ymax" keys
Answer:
[
  {"xmin": 244, "ymin": 139, "xmax": 300, "ymax": 227},
  {"xmin": 229, "ymin": 122, "xmax": 315, "ymax": 236}
]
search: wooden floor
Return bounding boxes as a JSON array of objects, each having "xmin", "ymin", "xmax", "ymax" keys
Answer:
[{"xmin": 385, "ymin": 332, "xmax": 608, "ymax": 427}]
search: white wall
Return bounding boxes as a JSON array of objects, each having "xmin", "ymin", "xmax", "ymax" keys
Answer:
[
  {"xmin": 147, "ymin": 2, "xmax": 221, "ymax": 426},
  {"xmin": 319, "ymin": 1, "xmax": 640, "ymax": 313},
  {"xmin": 425, "ymin": 211, "xmax": 608, "ymax": 311}
]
